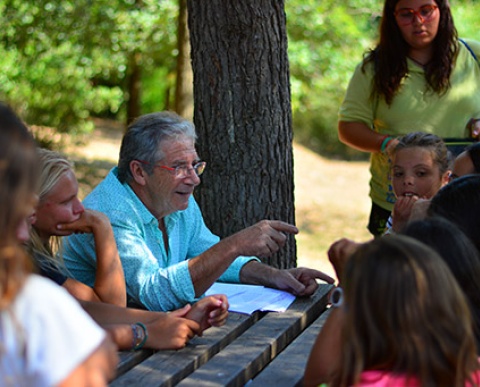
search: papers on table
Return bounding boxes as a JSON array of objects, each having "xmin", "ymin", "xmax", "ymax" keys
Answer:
[{"xmin": 205, "ymin": 282, "xmax": 296, "ymax": 315}]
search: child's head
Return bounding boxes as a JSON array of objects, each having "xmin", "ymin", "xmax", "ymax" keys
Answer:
[
  {"xmin": 33, "ymin": 148, "xmax": 84, "ymax": 240},
  {"xmin": 0, "ymin": 103, "xmax": 38, "ymax": 308},
  {"xmin": 429, "ymin": 174, "xmax": 480, "ymax": 253},
  {"xmin": 451, "ymin": 142, "xmax": 480, "ymax": 180},
  {"xmin": 28, "ymin": 148, "xmax": 84, "ymax": 263},
  {"xmin": 402, "ymin": 217, "xmax": 480, "ymax": 339},
  {"xmin": 335, "ymin": 235, "xmax": 478, "ymax": 386},
  {"xmin": 391, "ymin": 132, "xmax": 450, "ymax": 199}
]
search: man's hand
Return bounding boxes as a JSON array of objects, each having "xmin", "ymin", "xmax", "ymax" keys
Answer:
[
  {"xmin": 241, "ymin": 261, "xmax": 334, "ymax": 297},
  {"xmin": 189, "ymin": 220, "xmax": 298, "ymax": 298},
  {"xmin": 185, "ymin": 294, "xmax": 229, "ymax": 335},
  {"xmin": 272, "ymin": 267, "xmax": 335, "ymax": 296},
  {"xmin": 226, "ymin": 220, "xmax": 299, "ymax": 259}
]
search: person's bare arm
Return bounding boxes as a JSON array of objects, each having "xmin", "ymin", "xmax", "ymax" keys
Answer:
[
  {"xmin": 188, "ymin": 220, "xmax": 299, "ymax": 297},
  {"xmin": 79, "ymin": 299, "xmax": 164, "ymax": 325},
  {"xmin": 304, "ymin": 307, "xmax": 344, "ymax": 387},
  {"xmin": 58, "ymin": 209, "xmax": 126, "ymax": 306},
  {"xmin": 63, "ymin": 278, "xmax": 103, "ymax": 303},
  {"xmin": 338, "ymin": 121, "xmax": 398, "ymax": 153},
  {"xmin": 79, "ymin": 297, "xmax": 226, "ymax": 349},
  {"xmin": 104, "ymin": 308, "xmax": 200, "ymax": 351}
]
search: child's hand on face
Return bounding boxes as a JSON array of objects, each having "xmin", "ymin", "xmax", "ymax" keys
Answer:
[
  {"xmin": 409, "ymin": 198, "xmax": 431, "ymax": 222},
  {"xmin": 392, "ymin": 194, "xmax": 420, "ymax": 232},
  {"xmin": 56, "ymin": 210, "xmax": 110, "ymax": 235}
]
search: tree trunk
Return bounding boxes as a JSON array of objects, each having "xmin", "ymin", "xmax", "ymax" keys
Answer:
[
  {"xmin": 174, "ymin": 0, "xmax": 194, "ymax": 120},
  {"xmin": 187, "ymin": 0, "xmax": 296, "ymax": 269},
  {"xmin": 126, "ymin": 51, "xmax": 142, "ymax": 125}
]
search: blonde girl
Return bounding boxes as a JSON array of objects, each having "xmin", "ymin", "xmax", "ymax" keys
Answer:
[{"xmin": 29, "ymin": 148, "xmax": 126, "ymax": 306}]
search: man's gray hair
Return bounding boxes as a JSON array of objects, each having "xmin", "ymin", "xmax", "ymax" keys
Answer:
[{"xmin": 117, "ymin": 111, "xmax": 197, "ymax": 183}]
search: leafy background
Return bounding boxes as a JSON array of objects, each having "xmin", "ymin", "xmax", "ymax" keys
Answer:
[{"xmin": 2, "ymin": 0, "xmax": 478, "ymax": 158}]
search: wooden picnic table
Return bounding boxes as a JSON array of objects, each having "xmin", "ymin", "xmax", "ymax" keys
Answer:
[{"xmin": 111, "ymin": 283, "xmax": 334, "ymax": 387}]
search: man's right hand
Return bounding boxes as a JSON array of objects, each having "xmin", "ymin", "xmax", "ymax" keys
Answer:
[
  {"xmin": 188, "ymin": 220, "xmax": 298, "ymax": 298},
  {"xmin": 226, "ymin": 220, "xmax": 299, "ymax": 259}
]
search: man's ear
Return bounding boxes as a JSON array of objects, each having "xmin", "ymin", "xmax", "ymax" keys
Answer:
[{"xmin": 130, "ymin": 160, "xmax": 148, "ymax": 186}]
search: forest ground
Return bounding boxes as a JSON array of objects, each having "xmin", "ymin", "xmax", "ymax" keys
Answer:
[{"xmin": 65, "ymin": 119, "xmax": 372, "ymax": 279}]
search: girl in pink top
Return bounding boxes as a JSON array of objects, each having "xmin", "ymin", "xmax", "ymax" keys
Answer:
[{"xmin": 326, "ymin": 236, "xmax": 479, "ymax": 387}]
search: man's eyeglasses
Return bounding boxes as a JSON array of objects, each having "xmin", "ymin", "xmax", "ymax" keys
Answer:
[
  {"xmin": 394, "ymin": 4, "xmax": 438, "ymax": 26},
  {"xmin": 137, "ymin": 160, "xmax": 207, "ymax": 179}
]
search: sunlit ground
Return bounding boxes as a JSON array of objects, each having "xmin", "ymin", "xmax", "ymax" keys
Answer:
[{"xmin": 292, "ymin": 145, "xmax": 371, "ymax": 279}]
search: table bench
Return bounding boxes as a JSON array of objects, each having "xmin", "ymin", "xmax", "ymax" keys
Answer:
[{"xmin": 111, "ymin": 283, "xmax": 333, "ymax": 386}]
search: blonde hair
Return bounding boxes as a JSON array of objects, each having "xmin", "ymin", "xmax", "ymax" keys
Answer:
[
  {"xmin": 0, "ymin": 103, "xmax": 37, "ymax": 308},
  {"xmin": 332, "ymin": 235, "xmax": 479, "ymax": 386},
  {"xmin": 29, "ymin": 148, "xmax": 74, "ymax": 272}
]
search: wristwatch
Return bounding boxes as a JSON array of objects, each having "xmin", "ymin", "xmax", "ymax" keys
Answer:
[{"xmin": 329, "ymin": 287, "xmax": 344, "ymax": 308}]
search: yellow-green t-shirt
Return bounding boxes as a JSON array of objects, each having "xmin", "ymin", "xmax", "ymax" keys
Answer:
[{"xmin": 339, "ymin": 39, "xmax": 480, "ymax": 211}]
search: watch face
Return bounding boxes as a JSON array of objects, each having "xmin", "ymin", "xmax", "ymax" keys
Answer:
[{"xmin": 330, "ymin": 287, "xmax": 344, "ymax": 308}]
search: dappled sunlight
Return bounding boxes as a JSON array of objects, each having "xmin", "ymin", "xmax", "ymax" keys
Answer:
[{"xmin": 293, "ymin": 142, "xmax": 371, "ymax": 275}]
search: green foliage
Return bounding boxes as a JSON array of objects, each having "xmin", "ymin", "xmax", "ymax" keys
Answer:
[
  {"xmin": 0, "ymin": 0, "xmax": 478, "ymax": 157},
  {"xmin": 0, "ymin": 0, "xmax": 177, "ymax": 136},
  {"xmin": 452, "ymin": 1, "xmax": 480, "ymax": 41},
  {"xmin": 287, "ymin": 0, "xmax": 480, "ymax": 159},
  {"xmin": 287, "ymin": 0, "xmax": 381, "ymax": 159}
]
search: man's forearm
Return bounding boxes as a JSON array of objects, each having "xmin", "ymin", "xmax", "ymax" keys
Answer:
[
  {"xmin": 239, "ymin": 261, "xmax": 278, "ymax": 288},
  {"xmin": 188, "ymin": 235, "xmax": 244, "ymax": 297}
]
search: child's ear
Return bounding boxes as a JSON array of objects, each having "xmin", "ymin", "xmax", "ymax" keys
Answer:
[{"xmin": 441, "ymin": 169, "xmax": 451, "ymax": 187}]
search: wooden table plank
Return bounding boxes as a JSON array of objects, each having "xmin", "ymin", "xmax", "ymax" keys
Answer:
[
  {"xmin": 249, "ymin": 307, "xmax": 332, "ymax": 387},
  {"xmin": 176, "ymin": 284, "xmax": 333, "ymax": 387},
  {"xmin": 116, "ymin": 349, "xmax": 155, "ymax": 378},
  {"xmin": 111, "ymin": 311, "xmax": 260, "ymax": 386}
]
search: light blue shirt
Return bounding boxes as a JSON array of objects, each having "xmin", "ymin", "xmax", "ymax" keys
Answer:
[{"xmin": 63, "ymin": 167, "xmax": 258, "ymax": 311}]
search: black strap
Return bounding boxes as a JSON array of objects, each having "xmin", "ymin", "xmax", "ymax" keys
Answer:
[{"xmin": 460, "ymin": 38, "xmax": 479, "ymax": 63}]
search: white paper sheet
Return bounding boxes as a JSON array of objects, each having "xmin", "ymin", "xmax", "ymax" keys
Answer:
[{"xmin": 205, "ymin": 282, "xmax": 296, "ymax": 315}]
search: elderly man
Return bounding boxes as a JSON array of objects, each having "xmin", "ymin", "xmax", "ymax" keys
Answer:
[{"xmin": 64, "ymin": 112, "xmax": 333, "ymax": 311}]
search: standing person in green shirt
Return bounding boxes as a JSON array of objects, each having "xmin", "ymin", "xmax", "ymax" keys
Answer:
[{"xmin": 338, "ymin": 0, "xmax": 480, "ymax": 236}]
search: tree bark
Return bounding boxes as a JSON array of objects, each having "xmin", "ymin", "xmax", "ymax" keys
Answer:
[
  {"xmin": 126, "ymin": 51, "xmax": 142, "ymax": 125},
  {"xmin": 174, "ymin": 0, "xmax": 194, "ymax": 120},
  {"xmin": 187, "ymin": 0, "xmax": 296, "ymax": 268}
]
